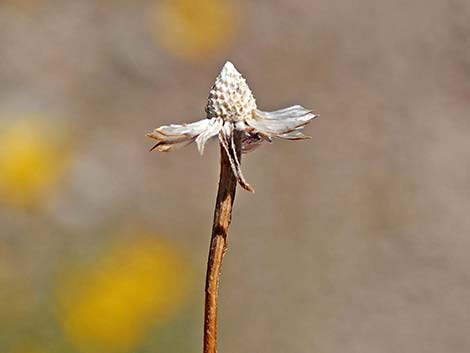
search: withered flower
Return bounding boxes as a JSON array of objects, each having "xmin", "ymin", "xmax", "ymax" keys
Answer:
[
  {"xmin": 147, "ymin": 61, "xmax": 316, "ymax": 192},
  {"xmin": 146, "ymin": 61, "xmax": 318, "ymax": 353}
]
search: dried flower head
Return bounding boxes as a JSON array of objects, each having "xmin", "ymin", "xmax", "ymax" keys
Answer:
[{"xmin": 146, "ymin": 61, "xmax": 317, "ymax": 192}]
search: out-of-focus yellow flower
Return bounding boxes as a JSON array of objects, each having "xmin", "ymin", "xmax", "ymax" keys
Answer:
[
  {"xmin": 57, "ymin": 234, "xmax": 191, "ymax": 353},
  {"xmin": 149, "ymin": 0, "xmax": 239, "ymax": 59},
  {"xmin": 10, "ymin": 345, "xmax": 49, "ymax": 353},
  {"xmin": 0, "ymin": 116, "xmax": 71, "ymax": 208}
]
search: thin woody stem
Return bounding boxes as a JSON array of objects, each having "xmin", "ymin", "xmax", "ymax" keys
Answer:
[{"xmin": 203, "ymin": 130, "xmax": 242, "ymax": 353}]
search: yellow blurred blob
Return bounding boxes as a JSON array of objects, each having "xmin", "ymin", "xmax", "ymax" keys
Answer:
[
  {"xmin": 149, "ymin": 0, "xmax": 239, "ymax": 59},
  {"xmin": 58, "ymin": 235, "xmax": 190, "ymax": 353},
  {"xmin": 0, "ymin": 117, "xmax": 71, "ymax": 208},
  {"xmin": 10, "ymin": 345, "xmax": 49, "ymax": 353}
]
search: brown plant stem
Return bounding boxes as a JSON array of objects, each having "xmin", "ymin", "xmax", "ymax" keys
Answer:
[{"xmin": 203, "ymin": 131, "xmax": 242, "ymax": 353}]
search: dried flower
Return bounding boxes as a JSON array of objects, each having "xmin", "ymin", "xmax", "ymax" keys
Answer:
[{"xmin": 146, "ymin": 61, "xmax": 316, "ymax": 192}]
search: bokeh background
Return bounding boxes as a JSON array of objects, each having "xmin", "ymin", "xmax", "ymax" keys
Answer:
[{"xmin": 1, "ymin": 0, "xmax": 470, "ymax": 352}]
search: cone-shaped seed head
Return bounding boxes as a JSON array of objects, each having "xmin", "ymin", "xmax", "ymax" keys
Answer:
[{"xmin": 206, "ymin": 61, "xmax": 257, "ymax": 122}]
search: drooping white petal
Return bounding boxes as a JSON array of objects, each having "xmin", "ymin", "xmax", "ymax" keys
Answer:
[
  {"xmin": 195, "ymin": 118, "xmax": 223, "ymax": 154},
  {"xmin": 147, "ymin": 118, "xmax": 214, "ymax": 152},
  {"xmin": 245, "ymin": 105, "xmax": 316, "ymax": 137},
  {"xmin": 218, "ymin": 122, "xmax": 254, "ymax": 192}
]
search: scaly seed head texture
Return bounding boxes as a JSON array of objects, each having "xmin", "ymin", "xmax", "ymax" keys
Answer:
[{"xmin": 205, "ymin": 61, "xmax": 257, "ymax": 122}]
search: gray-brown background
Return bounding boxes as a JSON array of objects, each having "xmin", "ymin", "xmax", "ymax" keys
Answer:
[{"xmin": 1, "ymin": 1, "xmax": 469, "ymax": 352}]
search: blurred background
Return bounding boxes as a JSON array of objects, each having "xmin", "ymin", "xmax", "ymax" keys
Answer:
[{"xmin": 1, "ymin": 0, "xmax": 470, "ymax": 352}]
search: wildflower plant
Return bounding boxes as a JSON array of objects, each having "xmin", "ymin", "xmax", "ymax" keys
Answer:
[{"xmin": 147, "ymin": 61, "xmax": 317, "ymax": 353}]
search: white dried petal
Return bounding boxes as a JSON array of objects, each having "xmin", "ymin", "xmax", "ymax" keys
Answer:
[
  {"xmin": 277, "ymin": 129, "xmax": 311, "ymax": 140},
  {"xmin": 246, "ymin": 106, "xmax": 316, "ymax": 137},
  {"xmin": 146, "ymin": 118, "xmax": 214, "ymax": 152},
  {"xmin": 195, "ymin": 118, "xmax": 223, "ymax": 154}
]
